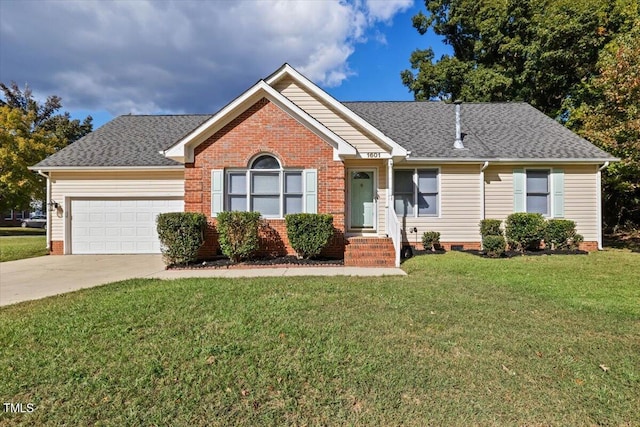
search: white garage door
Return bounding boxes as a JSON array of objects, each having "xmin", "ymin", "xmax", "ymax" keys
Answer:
[{"xmin": 71, "ymin": 199, "xmax": 183, "ymax": 254}]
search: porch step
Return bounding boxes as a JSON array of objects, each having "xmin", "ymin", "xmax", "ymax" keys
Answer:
[{"xmin": 344, "ymin": 237, "xmax": 396, "ymax": 267}]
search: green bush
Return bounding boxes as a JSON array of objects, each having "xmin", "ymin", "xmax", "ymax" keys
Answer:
[
  {"xmin": 571, "ymin": 233, "xmax": 584, "ymax": 250},
  {"xmin": 505, "ymin": 213, "xmax": 547, "ymax": 252},
  {"xmin": 156, "ymin": 212, "xmax": 207, "ymax": 266},
  {"xmin": 544, "ymin": 219, "xmax": 579, "ymax": 250},
  {"xmin": 285, "ymin": 213, "xmax": 334, "ymax": 259},
  {"xmin": 480, "ymin": 219, "xmax": 503, "ymax": 237},
  {"xmin": 217, "ymin": 211, "xmax": 261, "ymax": 262},
  {"xmin": 482, "ymin": 235, "xmax": 506, "ymax": 258},
  {"xmin": 422, "ymin": 231, "xmax": 441, "ymax": 251}
]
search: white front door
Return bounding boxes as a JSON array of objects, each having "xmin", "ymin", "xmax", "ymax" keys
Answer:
[
  {"xmin": 71, "ymin": 198, "xmax": 183, "ymax": 254},
  {"xmin": 350, "ymin": 170, "xmax": 375, "ymax": 229}
]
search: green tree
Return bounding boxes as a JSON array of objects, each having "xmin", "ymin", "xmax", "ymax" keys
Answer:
[
  {"xmin": 0, "ymin": 82, "xmax": 93, "ymax": 144},
  {"xmin": 570, "ymin": 23, "xmax": 640, "ymax": 229},
  {"xmin": 401, "ymin": 0, "xmax": 637, "ymax": 117},
  {"xmin": 0, "ymin": 83, "xmax": 93, "ymax": 212},
  {"xmin": 0, "ymin": 106, "xmax": 60, "ymax": 211}
]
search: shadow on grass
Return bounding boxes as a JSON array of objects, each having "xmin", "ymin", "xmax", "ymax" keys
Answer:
[
  {"xmin": 0, "ymin": 227, "xmax": 46, "ymax": 237},
  {"xmin": 604, "ymin": 231, "xmax": 640, "ymax": 253}
]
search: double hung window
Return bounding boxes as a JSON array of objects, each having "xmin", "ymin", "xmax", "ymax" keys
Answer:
[
  {"xmin": 221, "ymin": 154, "xmax": 305, "ymax": 218},
  {"xmin": 393, "ymin": 169, "xmax": 439, "ymax": 217},
  {"xmin": 526, "ymin": 169, "xmax": 550, "ymax": 215}
]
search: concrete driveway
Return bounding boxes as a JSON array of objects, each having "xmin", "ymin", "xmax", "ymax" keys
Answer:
[
  {"xmin": 0, "ymin": 255, "xmax": 406, "ymax": 306},
  {"xmin": 0, "ymin": 255, "xmax": 167, "ymax": 307}
]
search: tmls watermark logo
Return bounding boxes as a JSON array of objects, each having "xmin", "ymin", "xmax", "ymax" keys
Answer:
[{"xmin": 3, "ymin": 402, "xmax": 35, "ymax": 413}]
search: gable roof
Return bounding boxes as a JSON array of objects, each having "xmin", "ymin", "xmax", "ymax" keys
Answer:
[
  {"xmin": 32, "ymin": 115, "xmax": 212, "ymax": 169},
  {"xmin": 266, "ymin": 64, "xmax": 407, "ymax": 158},
  {"xmin": 163, "ymin": 79, "xmax": 357, "ymax": 163},
  {"xmin": 344, "ymin": 101, "xmax": 616, "ymax": 162}
]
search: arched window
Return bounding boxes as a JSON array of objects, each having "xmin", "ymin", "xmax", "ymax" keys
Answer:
[
  {"xmin": 223, "ymin": 153, "xmax": 304, "ymax": 218},
  {"xmin": 251, "ymin": 154, "xmax": 280, "ymax": 169}
]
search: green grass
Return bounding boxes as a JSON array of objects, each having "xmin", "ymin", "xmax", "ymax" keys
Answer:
[
  {"xmin": 1, "ymin": 250, "xmax": 638, "ymax": 425},
  {"xmin": 0, "ymin": 236, "xmax": 48, "ymax": 262},
  {"xmin": 0, "ymin": 227, "xmax": 46, "ymax": 237}
]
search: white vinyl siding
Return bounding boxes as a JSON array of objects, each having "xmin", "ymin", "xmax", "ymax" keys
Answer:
[
  {"xmin": 49, "ymin": 170, "xmax": 184, "ymax": 246},
  {"xmin": 484, "ymin": 165, "xmax": 598, "ymax": 242},
  {"xmin": 398, "ymin": 164, "xmax": 481, "ymax": 243},
  {"xmin": 274, "ymin": 77, "xmax": 386, "ymax": 155}
]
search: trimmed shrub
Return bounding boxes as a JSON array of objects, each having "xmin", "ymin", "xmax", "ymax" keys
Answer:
[
  {"xmin": 217, "ymin": 211, "xmax": 261, "ymax": 262},
  {"xmin": 505, "ymin": 213, "xmax": 547, "ymax": 252},
  {"xmin": 480, "ymin": 219, "xmax": 503, "ymax": 237},
  {"xmin": 422, "ymin": 231, "xmax": 441, "ymax": 251},
  {"xmin": 285, "ymin": 213, "xmax": 334, "ymax": 259},
  {"xmin": 570, "ymin": 233, "xmax": 584, "ymax": 250},
  {"xmin": 544, "ymin": 219, "xmax": 578, "ymax": 250},
  {"xmin": 482, "ymin": 235, "xmax": 506, "ymax": 258},
  {"xmin": 156, "ymin": 212, "xmax": 207, "ymax": 266}
]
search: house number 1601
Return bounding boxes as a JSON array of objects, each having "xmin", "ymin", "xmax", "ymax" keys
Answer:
[{"xmin": 364, "ymin": 152, "xmax": 380, "ymax": 158}]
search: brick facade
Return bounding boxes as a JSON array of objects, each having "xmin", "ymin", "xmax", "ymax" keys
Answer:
[
  {"xmin": 185, "ymin": 98, "xmax": 346, "ymax": 259},
  {"xmin": 50, "ymin": 240, "xmax": 64, "ymax": 255}
]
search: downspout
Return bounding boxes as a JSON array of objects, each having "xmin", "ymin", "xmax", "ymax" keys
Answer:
[
  {"xmin": 480, "ymin": 161, "xmax": 489, "ymax": 221},
  {"xmin": 597, "ymin": 161, "xmax": 609, "ymax": 250},
  {"xmin": 36, "ymin": 170, "xmax": 51, "ymax": 251}
]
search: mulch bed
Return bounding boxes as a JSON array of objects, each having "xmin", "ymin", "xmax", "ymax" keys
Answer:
[
  {"xmin": 168, "ymin": 255, "xmax": 344, "ymax": 270},
  {"xmin": 403, "ymin": 247, "xmax": 588, "ymax": 260}
]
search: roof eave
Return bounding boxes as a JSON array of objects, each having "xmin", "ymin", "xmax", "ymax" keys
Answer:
[
  {"xmin": 28, "ymin": 165, "xmax": 185, "ymax": 172},
  {"xmin": 402, "ymin": 157, "xmax": 619, "ymax": 164}
]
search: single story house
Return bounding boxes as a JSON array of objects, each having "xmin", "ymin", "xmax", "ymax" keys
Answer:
[{"xmin": 31, "ymin": 64, "xmax": 616, "ymax": 267}]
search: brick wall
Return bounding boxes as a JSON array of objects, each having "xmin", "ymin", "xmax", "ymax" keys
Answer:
[
  {"xmin": 186, "ymin": 97, "xmax": 346, "ymax": 259},
  {"xmin": 50, "ymin": 240, "xmax": 63, "ymax": 255}
]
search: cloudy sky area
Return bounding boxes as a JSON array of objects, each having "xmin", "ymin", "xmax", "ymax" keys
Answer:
[{"xmin": 0, "ymin": 0, "xmax": 447, "ymax": 128}]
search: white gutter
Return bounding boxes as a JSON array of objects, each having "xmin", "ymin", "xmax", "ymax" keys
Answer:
[
  {"xmin": 480, "ymin": 161, "xmax": 489, "ymax": 221},
  {"xmin": 403, "ymin": 158, "xmax": 618, "ymax": 164},
  {"xmin": 36, "ymin": 170, "xmax": 51, "ymax": 251},
  {"xmin": 596, "ymin": 161, "xmax": 610, "ymax": 250}
]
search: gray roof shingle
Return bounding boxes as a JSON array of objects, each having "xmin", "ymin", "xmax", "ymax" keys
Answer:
[
  {"xmin": 343, "ymin": 101, "xmax": 615, "ymax": 160},
  {"xmin": 33, "ymin": 114, "xmax": 212, "ymax": 168},
  {"xmin": 34, "ymin": 102, "xmax": 614, "ymax": 168}
]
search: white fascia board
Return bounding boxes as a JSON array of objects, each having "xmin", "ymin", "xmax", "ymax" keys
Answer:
[
  {"xmin": 163, "ymin": 80, "xmax": 356, "ymax": 162},
  {"xmin": 402, "ymin": 157, "xmax": 618, "ymax": 164},
  {"xmin": 266, "ymin": 64, "xmax": 408, "ymax": 158}
]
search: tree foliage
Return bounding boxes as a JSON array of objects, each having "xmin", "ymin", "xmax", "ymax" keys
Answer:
[
  {"xmin": 401, "ymin": 0, "xmax": 637, "ymax": 117},
  {"xmin": 0, "ymin": 83, "xmax": 93, "ymax": 211},
  {"xmin": 0, "ymin": 106, "xmax": 60, "ymax": 211},
  {"xmin": 570, "ymin": 23, "xmax": 640, "ymax": 229}
]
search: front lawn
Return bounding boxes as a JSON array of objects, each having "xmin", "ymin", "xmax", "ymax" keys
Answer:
[
  {"xmin": 1, "ymin": 250, "xmax": 638, "ymax": 425},
  {"xmin": 0, "ymin": 236, "xmax": 48, "ymax": 262}
]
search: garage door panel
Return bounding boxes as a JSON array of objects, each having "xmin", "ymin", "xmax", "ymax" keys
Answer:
[{"xmin": 71, "ymin": 198, "xmax": 183, "ymax": 254}]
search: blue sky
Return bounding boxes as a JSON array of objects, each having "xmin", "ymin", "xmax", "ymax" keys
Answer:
[{"xmin": 0, "ymin": 0, "xmax": 450, "ymax": 129}]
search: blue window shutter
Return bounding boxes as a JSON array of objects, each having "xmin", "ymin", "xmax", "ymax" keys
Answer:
[
  {"xmin": 211, "ymin": 169, "xmax": 224, "ymax": 217},
  {"xmin": 513, "ymin": 169, "xmax": 525, "ymax": 212},
  {"xmin": 304, "ymin": 169, "xmax": 317, "ymax": 213},
  {"xmin": 552, "ymin": 169, "xmax": 564, "ymax": 218}
]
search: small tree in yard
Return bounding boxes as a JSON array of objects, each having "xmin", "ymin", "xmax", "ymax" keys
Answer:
[
  {"xmin": 285, "ymin": 213, "xmax": 334, "ymax": 259},
  {"xmin": 156, "ymin": 212, "xmax": 207, "ymax": 266},
  {"xmin": 217, "ymin": 211, "xmax": 261, "ymax": 262}
]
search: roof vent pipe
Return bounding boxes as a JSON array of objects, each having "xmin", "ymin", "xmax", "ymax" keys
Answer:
[{"xmin": 454, "ymin": 100, "xmax": 464, "ymax": 149}]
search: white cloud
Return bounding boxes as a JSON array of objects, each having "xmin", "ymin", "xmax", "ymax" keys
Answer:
[{"xmin": 0, "ymin": 0, "xmax": 413, "ymax": 116}]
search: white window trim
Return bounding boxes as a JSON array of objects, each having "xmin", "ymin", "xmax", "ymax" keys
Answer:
[
  {"xmin": 4, "ymin": 210, "xmax": 13, "ymax": 220},
  {"xmin": 524, "ymin": 168, "xmax": 552, "ymax": 217},
  {"xmin": 393, "ymin": 167, "xmax": 441, "ymax": 218},
  {"xmin": 225, "ymin": 167, "xmax": 305, "ymax": 219}
]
